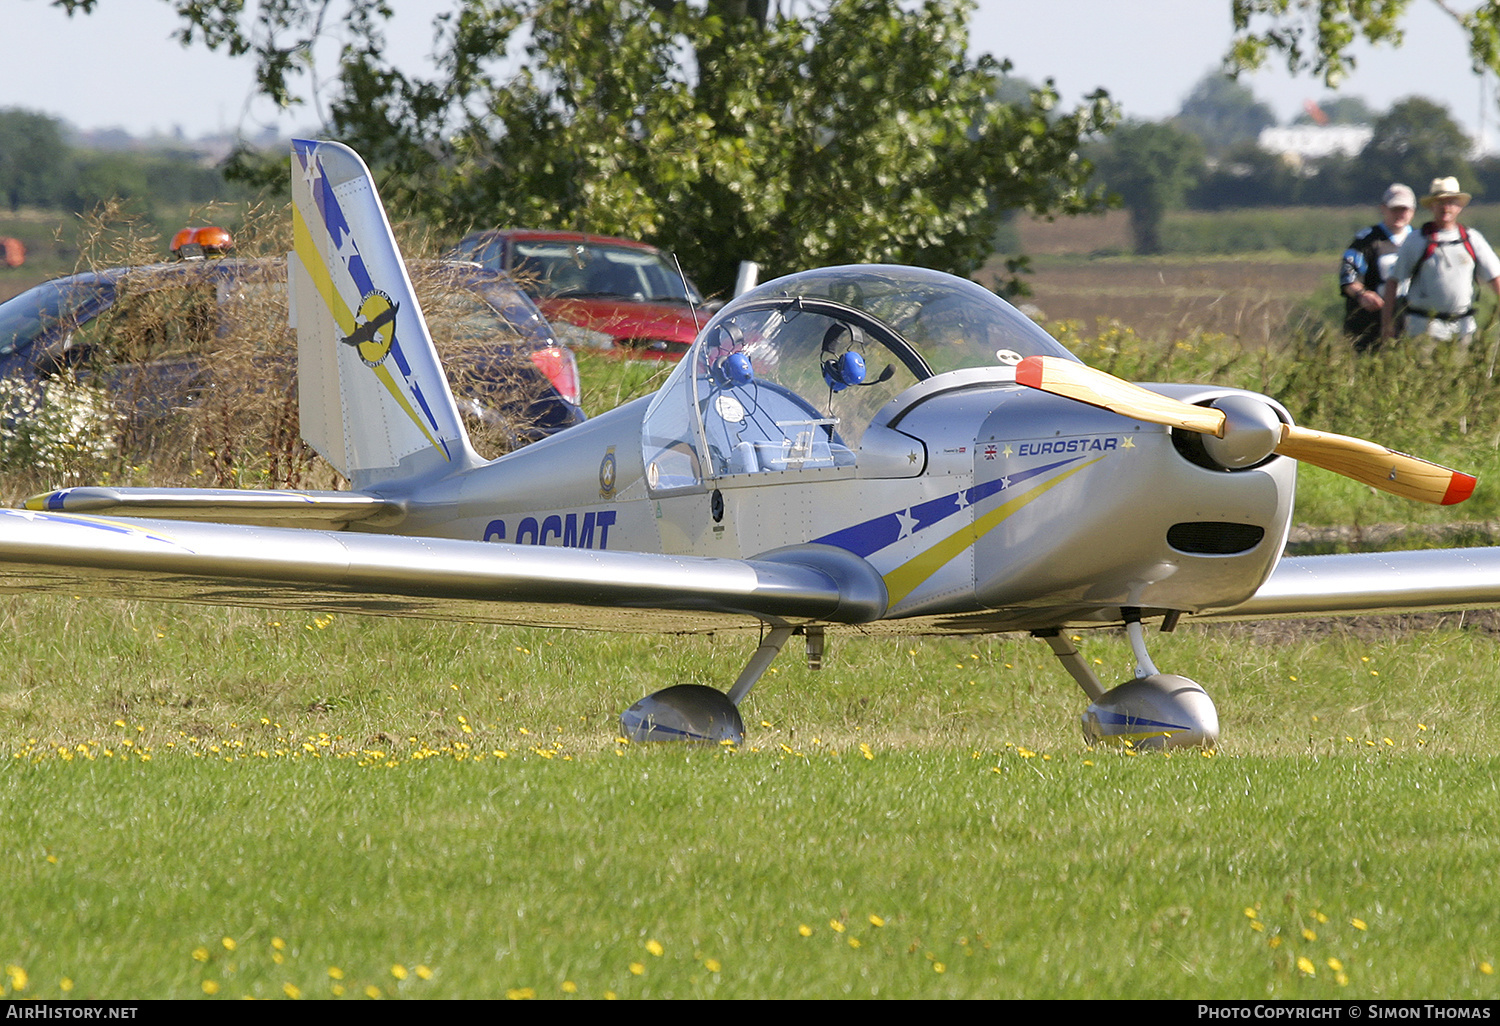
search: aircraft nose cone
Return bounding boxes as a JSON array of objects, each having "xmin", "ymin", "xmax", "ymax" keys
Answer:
[{"xmin": 1201, "ymin": 395, "xmax": 1282, "ymax": 469}]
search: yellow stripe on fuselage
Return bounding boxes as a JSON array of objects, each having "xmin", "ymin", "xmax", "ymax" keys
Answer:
[{"xmin": 882, "ymin": 458, "xmax": 1104, "ymax": 606}]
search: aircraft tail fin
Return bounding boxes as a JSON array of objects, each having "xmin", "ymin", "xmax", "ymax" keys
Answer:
[{"xmin": 289, "ymin": 139, "xmax": 478, "ymax": 488}]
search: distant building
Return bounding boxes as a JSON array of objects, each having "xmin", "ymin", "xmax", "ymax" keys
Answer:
[{"xmin": 1257, "ymin": 125, "xmax": 1373, "ymax": 159}]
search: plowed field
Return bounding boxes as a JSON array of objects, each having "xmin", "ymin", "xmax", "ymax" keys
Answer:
[{"xmin": 980, "ymin": 211, "xmax": 1335, "ymax": 345}]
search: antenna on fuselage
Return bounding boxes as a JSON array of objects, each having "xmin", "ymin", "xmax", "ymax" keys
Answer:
[{"xmin": 673, "ymin": 253, "xmax": 702, "ymax": 341}]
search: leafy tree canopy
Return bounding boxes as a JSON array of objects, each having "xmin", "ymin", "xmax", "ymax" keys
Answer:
[
  {"xmin": 1174, "ymin": 71, "xmax": 1279, "ymax": 154},
  {"xmin": 55, "ymin": 0, "xmax": 1117, "ymax": 296},
  {"xmin": 0, "ymin": 109, "xmax": 70, "ymax": 211},
  {"xmin": 1359, "ymin": 94, "xmax": 1474, "ymax": 190},
  {"xmin": 1229, "ymin": 1, "xmax": 1500, "ymax": 85},
  {"xmin": 1089, "ymin": 119, "xmax": 1205, "ymax": 255}
]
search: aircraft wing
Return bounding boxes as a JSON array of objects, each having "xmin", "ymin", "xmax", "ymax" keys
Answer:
[
  {"xmin": 1202, "ymin": 546, "xmax": 1500, "ymax": 620},
  {"xmin": 0, "ymin": 509, "xmax": 886, "ymax": 634}
]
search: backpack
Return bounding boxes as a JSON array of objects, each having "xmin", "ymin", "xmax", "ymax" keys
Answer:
[{"xmin": 1411, "ymin": 221, "xmax": 1479, "ymax": 281}]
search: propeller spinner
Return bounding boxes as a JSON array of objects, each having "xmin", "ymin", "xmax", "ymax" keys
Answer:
[{"xmin": 1015, "ymin": 356, "xmax": 1476, "ymax": 506}]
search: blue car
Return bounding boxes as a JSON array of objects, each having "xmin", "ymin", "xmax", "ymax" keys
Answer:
[{"xmin": 0, "ymin": 256, "xmax": 586, "ymax": 452}]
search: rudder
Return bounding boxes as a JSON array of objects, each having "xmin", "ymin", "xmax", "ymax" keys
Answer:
[{"xmin": 289, "ymin": 139, "xmax": 477, "ymax": 487}]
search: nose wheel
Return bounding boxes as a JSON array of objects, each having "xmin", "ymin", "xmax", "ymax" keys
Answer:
[{"xmin": 1035, "ymin": 611, "xmax": 1219, "ymax": 750}]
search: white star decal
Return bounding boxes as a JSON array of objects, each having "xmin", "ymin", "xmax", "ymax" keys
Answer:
[
  {"xmin": 300, "ymin": 155, "xmax": 322, "ymax": 197},
  {"xmin": 895, "ymin": 508, "xmax": 917, "ymax": 540},
  {"xmin": 336, "ymin": 228, "xmax": 359, "ymax": 266},
  {"xmin": 954, "ymin": 490, "xmax": 970, "ymax": 511}
]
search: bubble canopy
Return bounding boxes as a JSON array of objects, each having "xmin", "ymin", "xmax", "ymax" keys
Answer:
[{"xmin": 640, "ymin": 265, "xmax": 1082, "ymax": 492}]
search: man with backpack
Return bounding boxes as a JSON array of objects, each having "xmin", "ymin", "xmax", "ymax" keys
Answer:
[
  {"xmin": 1340, "ymin": 183, "xmax": 1414, "ymax": 352},
  {"xmin": 1382, "ymin": 176, "xmax": 1500, "ymax": 348}
]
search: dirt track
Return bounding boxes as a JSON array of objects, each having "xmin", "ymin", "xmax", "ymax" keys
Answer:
[{"xmin": 976, "ymin": 210, "xmax": 1333, "ymax": 345}]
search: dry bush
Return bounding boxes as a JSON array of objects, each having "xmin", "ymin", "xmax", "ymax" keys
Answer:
[{"xmin": 3, "ymin": 207, "xmax": 562, "ymax": 500}]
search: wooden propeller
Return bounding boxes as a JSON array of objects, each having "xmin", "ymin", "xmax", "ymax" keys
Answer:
[{"xmin": 1015, "ymin": 356, "xmax": 1476, "ymax": 506}]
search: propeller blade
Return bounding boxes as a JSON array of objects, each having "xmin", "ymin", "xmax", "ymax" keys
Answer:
[
  {"xmin": 1015, "ymin": 356, "xmax": 1476, "ymax": 506},
  {"xmin": 1276, "ymin": 426, "xmax": 1476, "ymax": 506},
  {"xmin": 1015, "ymin": 356, "xmax": 1227, "ymax": 435}
]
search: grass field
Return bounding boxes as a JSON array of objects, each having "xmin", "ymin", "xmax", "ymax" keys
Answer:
[
  {"xmin": 4, "ymin": 210, "xmax": 1500, "ymax": 1000},
  {"xmin": 3, "ymin": 600, "xmax": 1500, "ymax": 999}
]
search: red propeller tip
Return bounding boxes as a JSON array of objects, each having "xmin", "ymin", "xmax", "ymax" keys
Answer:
[
  {"xmin": 1443, "ymin": 473, "xmax": 1478, "ymax": 506},
  {"xmin": 1014, "ymin": 356, "xmax": 1043, "ymax": 389}
]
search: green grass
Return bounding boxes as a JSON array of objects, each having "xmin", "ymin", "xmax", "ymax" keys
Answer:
[
  {"xmin": 4, "ymin": 214, "xmax": 1500, "ymax": 999},
  {"xmin": 3, "ymin": 599, "xmax": 1500, "ymax": 998}
]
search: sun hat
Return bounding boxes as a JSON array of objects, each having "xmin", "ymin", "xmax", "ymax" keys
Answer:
[{"xmin": 1422, "ymin": 177, "xmax": 1471, "ymax": 207}]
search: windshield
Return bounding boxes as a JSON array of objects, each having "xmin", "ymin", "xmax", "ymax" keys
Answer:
[
  {"xmin": 639, "ymin": 265, "xmax": 1080, "ymax": 491},
  {"xmin": 509, "ymin": 239, "xmax": 703, "ymax": 305},
  {"xmin": 410, "ymin": 265, "xmax": 555, "ymax": 348},
  {"xmin": 0, "ymin": 275, "xmax": 113, "ymax": 357}
]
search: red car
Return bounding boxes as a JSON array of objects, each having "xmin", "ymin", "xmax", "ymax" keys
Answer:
[{"xmin": 448, "ymin": 230, "xmax": 717, "ymax": 360}]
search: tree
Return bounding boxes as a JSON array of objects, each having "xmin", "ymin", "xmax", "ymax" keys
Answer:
[
  {"xmin": 1090, "ymin": 120, "xmax": 1205, "ymax": 254},
  {"xmin": 1229, "ymin": 1, "xmax": 1500, "ymax": 87},
  {"xmin": 1294, "ymin": 95, "xmax": 1377, "ymax": 125},
  {"xmin": 1174, "ymin": 71, "xmax": 1278, "ymax": 155},
  {"xmin": 1190, "ymin": 140, "xmax": 1309, "ymax": 208},
  {"xmin": 1356, "ymin": 96, "xmax": 1474, "ymax": 197},
  {"xmin": 0, "ymin": 109, "xmax": 70, "ymax": 211},
  {"xmin": 54, "ymin": 0, "xmax": 1116, "ymax": 296}
]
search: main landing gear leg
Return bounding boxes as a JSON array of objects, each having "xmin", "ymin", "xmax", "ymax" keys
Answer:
[
  {"xmin": 1035, "ymin": 609, "xmax": 1219, "ymax": 751},
  {"xmin": 619, "ymin": 626, "xmax": 793, "ymax": 743}
]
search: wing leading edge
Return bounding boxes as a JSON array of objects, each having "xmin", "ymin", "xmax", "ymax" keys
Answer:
[
  {"xmin": 1203, "ymin": 546, "xmax": 1500, "ymax": 620},
  {"xmin": 0, "ymin": 510, "xmax": 886, "ymax": 634}
]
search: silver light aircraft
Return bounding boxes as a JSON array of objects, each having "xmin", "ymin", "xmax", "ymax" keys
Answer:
[{"xmin": 3, "ymin": 139, "xmax": 1497, "ymax": 749}]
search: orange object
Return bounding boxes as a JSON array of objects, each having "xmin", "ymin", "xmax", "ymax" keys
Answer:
[
  {"xmin": 0, "ymin": 237, "xmax": 24, "ymax": 268},
  {"xmin": 170, "ymin": 226, "xmax": 234, "ymax": 259}
]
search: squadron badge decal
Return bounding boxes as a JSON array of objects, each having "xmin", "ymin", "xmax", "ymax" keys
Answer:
[{"xmin": 343, "ymin": 290, "xmax": 401, "ymax": 367}]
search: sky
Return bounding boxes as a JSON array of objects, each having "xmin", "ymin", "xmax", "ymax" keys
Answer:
[{"xmin": 6, "ymin": 0, "xmax": 1498, "ymax": 150}]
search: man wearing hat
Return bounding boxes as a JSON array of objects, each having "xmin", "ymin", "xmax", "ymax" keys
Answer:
[
  {"xmin": 1382, "ymin": 176, "xmax": 1500, "ymax": 346},
  {"xmin": 1340, "ymin": 183, "xmax": 1414, "ymax": 352}
]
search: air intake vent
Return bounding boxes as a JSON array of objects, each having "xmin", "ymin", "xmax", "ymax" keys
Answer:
[{"xmin": 1167, "ymin": 521, "xmax": 1265, "ymax": 554}]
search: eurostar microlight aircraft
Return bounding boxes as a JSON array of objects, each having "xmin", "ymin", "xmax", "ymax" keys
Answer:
[{"xmin": 4, "ymin": 139, "xmax": 1500, "ymax": 750}]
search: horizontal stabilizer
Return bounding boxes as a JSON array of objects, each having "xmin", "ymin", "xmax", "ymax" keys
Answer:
[{"xmin": 24, "ymin": 487, "xmax": 402, "ymax": 530}]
